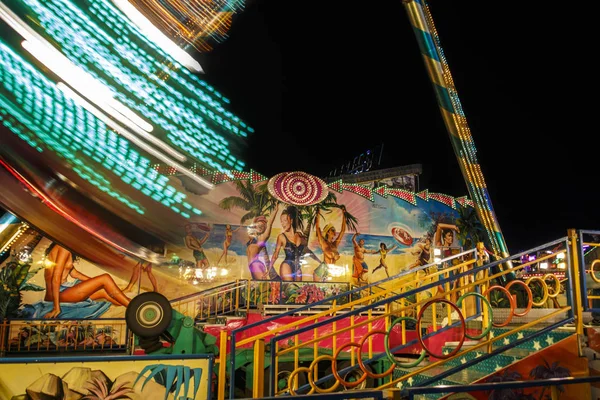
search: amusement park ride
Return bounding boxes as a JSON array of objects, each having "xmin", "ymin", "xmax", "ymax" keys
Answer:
[{"xmin": 0, "ymin": 1, "xmax": 598, "ymax": 400}]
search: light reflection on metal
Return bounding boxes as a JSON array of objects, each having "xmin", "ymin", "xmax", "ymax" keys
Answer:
[
  {"xmin": 0, "ymin": 158, "xmax": 142, "ymax": 259},
  {"xmin": 112, "ymin": 0, "xmax": 203, "ymax": 72}
]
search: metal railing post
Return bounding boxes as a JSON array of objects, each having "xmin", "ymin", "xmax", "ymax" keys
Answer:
[{"xmin": 567, "ymin": 229, "xmax": 585, "ymax": 339}]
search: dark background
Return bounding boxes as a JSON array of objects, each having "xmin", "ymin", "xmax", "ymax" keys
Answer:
[{"xmin": 198, "ymin": 0, "xmax": 592, "ymax": 253}]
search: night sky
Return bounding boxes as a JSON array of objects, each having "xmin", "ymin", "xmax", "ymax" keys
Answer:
[{"xmin": 198, "ymin": 0, "xmax": 592, "ymax": 253}]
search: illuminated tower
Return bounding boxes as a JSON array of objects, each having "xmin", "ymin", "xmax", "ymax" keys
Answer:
[{"xmin": 403, "ymin": 0, "xmax": 509, "ymax": 257}]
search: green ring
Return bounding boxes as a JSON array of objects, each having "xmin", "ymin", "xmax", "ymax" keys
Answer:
[
  {"xmin": 385, "ymin": 317, "xmax": 426, "ymax": 368},
  {"xmin": 456, "ymin": 292, "xmax": 493, "ymax": 340}
]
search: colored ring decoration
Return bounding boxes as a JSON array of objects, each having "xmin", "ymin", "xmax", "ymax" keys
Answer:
[
  {"xmin": 591, "ymin": 259, "xmax": 600, "ymax": 283},
  {"xmin": 543, "ymin": 273, "xmax": 561, "ymax": 299},
  {"xmin": 417, "ymin": 299, "xmax": 466, "ymax": 359},
  {"xmin": 267, "ymin": 171, "xmax": 329, "ymax": 206},
  {"xmin": 331, "ymin": 342, "xmax": 367, "ymax": 388},
  {"xmin": 357, "ymin": 330, "xmax": 396, "ymax": 379},
  {"xmin": 483, "ymin": 285, "xmax": 516, "ymax": 327},
  {"xmin": 385, "ymin": 317, "xmax": 426, "ymax": 368},
  {"xmin": 505, "ymin": 280, "xmax": 533, "ymax": 317},
  {"xmin": 287, "ymin": 367, "xmax": 313, "ymax": 396},
  {"xmin": 525, "ymin": 277, "xmax": 549, "ymax": 307},
  {"xmin": 456, "ymin": 293, "xmax": 493, "ymax": 340},
  {"xmin": 306, "ymin": 355, "xmax": 340, "ymax": 393}
]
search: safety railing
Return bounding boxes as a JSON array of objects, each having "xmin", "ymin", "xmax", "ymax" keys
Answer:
[
  {"xmin": 170, "ymin": 279, "xmax": 249, "ymax": 321},
  {"xmin": 402, "ymin": 375, "xmax": 600, "ymax": 399},
  {"xmin": 0, "ymin": 318, "xmax": 129, "ymax": 355},
  {"xmin": 577, "ymin": 229, "xmax": 600, "ymax": 323},
  {"xmin": 218, "ymin": 233, "xmax": 579, "ymax": 399},
  {"xmin": 220, "ymin": 248, "xmax": 479, "ymax": 399}
]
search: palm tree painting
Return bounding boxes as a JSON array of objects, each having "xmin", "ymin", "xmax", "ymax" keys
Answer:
[
  {"xmin": 219, "ymin": 181, "xmax": 277, "ymax": 224},
  {"xmin": 529, "ymin": 359, "xmax": 571, "ymax": 399},
  {"xmin": 134, "ymin": 364, "xmax": 203, "ymax": 400},
  {"xmin": 455, "ymin": 205, "xmax": 486, "ymax": 250},
  {"xmin": 297, "ymin": 191, "xmax": 358, "ymax": 242},
  {"xmin": 487, "ymin": 370, "xmax": 535, "ymax": 400}
]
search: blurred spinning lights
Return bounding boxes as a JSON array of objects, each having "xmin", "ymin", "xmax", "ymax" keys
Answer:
[{"xmin": 119, "ymin": 0, "xmax": 245, "ymax": 54}]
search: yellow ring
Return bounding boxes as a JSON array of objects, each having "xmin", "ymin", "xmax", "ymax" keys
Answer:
[
  {"xmin": 307, "ymin": 355, "xmax": 340, "ymax": 393},
  {"xmin": 287, "ymin": 367, "xmax": 313, "ymax": 396},
  {"xmin": 525, "ymin": 277, "xmax": 549, "ymax": 307},
  {"xmin": 591, "ymin": 259, "xmax": 600, "ymax": 283},
  {"xmin": 543, "ymin": 273, "xmax": 561, "ymax": 299}
]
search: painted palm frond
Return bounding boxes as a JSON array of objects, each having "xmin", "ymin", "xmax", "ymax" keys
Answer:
[
  {"xmin": 456, "ymin": 205, "xmax": 486, "ymax": 249},
  {"xmin": 134, "ymin": 364, "xmax": 203, "ymax": 400},
  {"xmin": 219, "ymin": 181, "xmax": 276, "ymax": 224}
]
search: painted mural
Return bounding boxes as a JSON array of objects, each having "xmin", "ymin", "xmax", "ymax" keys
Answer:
[
  {"xmin": 0, "ymin": 176, "xmax": 481, "ymax": 321},
  {"xmin": 0, "ymin": 355, "xmax": 212, "ymax": 400}
]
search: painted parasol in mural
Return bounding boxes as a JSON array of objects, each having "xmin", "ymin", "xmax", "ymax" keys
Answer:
[{"xmin": 267, "ymin": 171, "xmax": 329, "ymax": 206}]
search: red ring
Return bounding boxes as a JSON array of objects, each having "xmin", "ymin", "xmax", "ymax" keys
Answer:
[
  {"xmin": 357, "ymin": 330, "xmax": 395, "ymax": 379},
  {"xmin": 417, "ymin": 299, "xmax": 466, "ymax": 359},
  {"xmin": 483, "ymin": 285, "xmax": 516, "ymax": 327},
  {"xmin": 505, "ymin": 280, "xmax": 533, "ymax": 317},
  {"xmin": 331, "ymin": 342, "xmax": 367, "ymax": 388}
]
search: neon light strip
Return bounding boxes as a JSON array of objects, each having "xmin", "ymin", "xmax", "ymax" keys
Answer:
[
  {"xmin": 0, "ymin": 2, "xmax": 155, "ymax": 136},
  {"xmin": 0, "ymin": 1, "xmax": 199, "ymax": 167},
  {"xmin": 56, "ymin": 82, "xmax": 213, "ymax": 190}
]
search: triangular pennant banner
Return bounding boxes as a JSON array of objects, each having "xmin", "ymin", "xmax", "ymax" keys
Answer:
[
  {"xmin": 386, "ymin": 188, "xmax": 417, "ymax": 205},
  {"xmin": 231, "ymin": 170, "xmax": 251, "ymax": 180},
  {"xmin": 465, "ymin": 199, "xmax": 475, "ymax": 208},
  {"xmin": 250, "ymin": 169, "xmax": 268, "ymax": 184},
  {"xmin": 328, "ymin": 179, "xmax": 343, "ymax": 193},
  {"xmin": 429, "ymin": 192, "xmax": 456, "ymax": 209},
  {"xmin": 212, "ymin": 171, "xmax": 235, "ymax": 184},
  {"xmin": 416, "ymin": 189, "xmax": 429, "ymax": 201},
  {"xmin": 196, "ymin": 167, "xmax": 212, "ymax": 176},
  {"xmin": 342, "ymin": 183, "xmax": 374, "ymax": 201},
  {"xmin": 455, "ymin": 196, "xmax": 467, "ymax": 207},
  {"xmin": 373, "ymin": 185, "xmax": 387, "ymax": 198}
]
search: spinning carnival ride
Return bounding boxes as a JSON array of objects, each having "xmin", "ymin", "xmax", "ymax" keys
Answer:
[{"xmin": 0, "ymin": 1, "xmax": 592, "ymax": 400}]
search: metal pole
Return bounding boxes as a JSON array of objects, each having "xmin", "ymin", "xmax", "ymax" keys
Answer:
[{"xmin": 402, "ymin": 0, "xmax": 509, "ymax": 258}]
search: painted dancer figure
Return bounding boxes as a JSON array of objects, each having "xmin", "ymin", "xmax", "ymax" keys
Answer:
[
  {"xmin": 352, "ymin": 232, "xmax": 377, "ymax": 284},
  {"xmin": 406, "ymin": 236, "xmax": 432, "ymax": 270},
  {"xmin": 434, "ymin": 223, "xmax": 460, "ymax": 256},
  {"xmin": 185, "ymin": 224, "xmax": 211, "ymax": 270},
  {"xmin": 121, "ymin": 260, "xmax": 158, "ymax": 293},
  {"xmin": 216, "ymin": 224, "xmax": 242, "ymax": 265},
  {"xmin": 247, "ymin": 202, "xmax": 280, "ymax": 280},
  {"xmin": 314, "ymin": 206, "xmax": 347, "ymax": 281},
  {"xmin": 43, "ymin": 243, "xmax": 131, "ymax": 319},
  {"xmin": 271, "ymin": 206, "xmax": 303, "ymax": 281},
  {"xmin": 372, "ymin": 242, "xmax": 398, "ymax": 278}
]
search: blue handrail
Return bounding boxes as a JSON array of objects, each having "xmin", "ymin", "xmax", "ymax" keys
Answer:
[{"xmin": 404, "ymin": 375, "xmax": 600, "ymax": 399}]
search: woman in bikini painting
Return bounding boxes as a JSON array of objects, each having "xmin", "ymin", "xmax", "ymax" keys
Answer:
[
  {"xmin": 313, "ymin": 206, "xmax": 347, "ymax": 281},
  {"xmin": 247, "ymin": 202, "xmax": 280, "ymax": 280},
  {"xmin": 372, "ymin": 242, "xmax": 398, "ymax": 278},
  {"xmin": 217, "ymin": 224, "xmax": 242, "ymax": 266},
  {"xmin": 43, "ymin": 243, "xmax": 131, "ymax": 319},
  {"xmin": 270, "ymin": 206, "xmax": 303, "ymax": 281}
]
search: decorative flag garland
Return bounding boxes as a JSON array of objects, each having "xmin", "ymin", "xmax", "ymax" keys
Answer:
[{"xmin": 152, "ymin": 164, "xmax": 473, "ymax": 208}]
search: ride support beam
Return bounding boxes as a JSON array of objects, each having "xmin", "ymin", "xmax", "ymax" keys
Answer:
[{"xmin": 402, "ymin": 0, "xmax": 509, "ymax": 258}]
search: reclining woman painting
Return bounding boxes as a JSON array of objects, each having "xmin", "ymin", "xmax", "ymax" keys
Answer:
[{"xmin": 22, "ymin": 243, "xmax": 131, "ymax": 319}]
